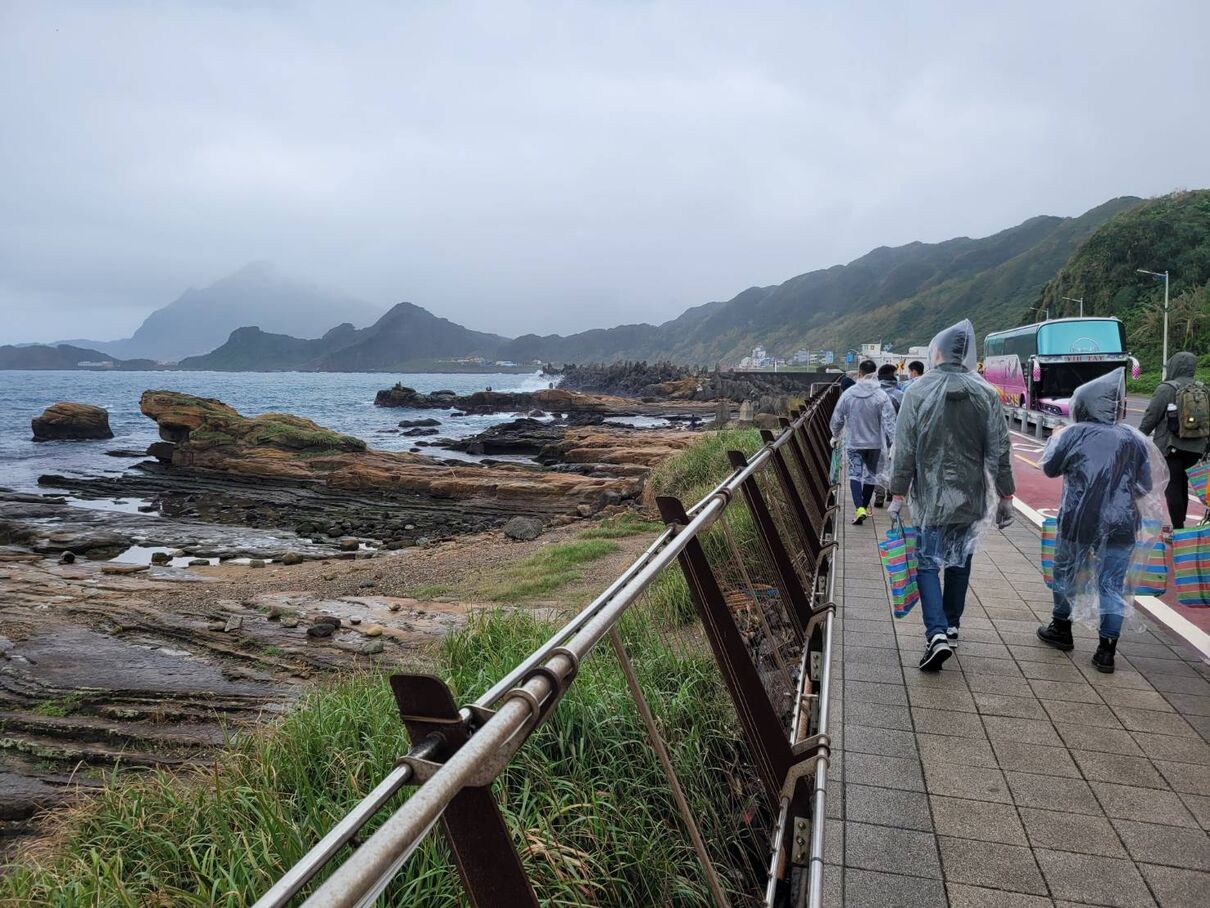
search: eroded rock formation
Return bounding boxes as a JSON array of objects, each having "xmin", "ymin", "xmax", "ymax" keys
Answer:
[{"xmin": 31, "ymin": 403, "xmax": 114, "ymax": 441}]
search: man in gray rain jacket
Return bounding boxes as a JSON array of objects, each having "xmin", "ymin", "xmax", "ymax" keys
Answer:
[
  {"xmin": 830, "ymin": 360, "xmax": 897, "ymax": 526},
  {"xmin": 888, "ymin": 320, "xmax": 1015, "ymax": 671},
  {"xmin": 1138, "ymin": 351, "xmax": 1210, "ymax": 529}
]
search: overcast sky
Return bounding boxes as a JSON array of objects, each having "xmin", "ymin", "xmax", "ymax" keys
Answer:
[{"xmin": 3, "ymin": 1, "xmax": 1209, "ymax": 344}]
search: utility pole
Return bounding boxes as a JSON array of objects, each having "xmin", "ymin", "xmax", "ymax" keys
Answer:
[
  {"xmin": 1137, "ymin": 269, "xmax": 1170, "ymax": 378},
  {"xmin": 1061, "ymin": 296, "xmax": 1084, "ymax": 317}
]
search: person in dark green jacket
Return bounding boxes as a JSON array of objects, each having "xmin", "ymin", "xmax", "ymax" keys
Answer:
[
  {"xmin": 1138, "ymin": 352, "xmax": 1209, "ymax": 528},
  {"xmin": 888, "ymin": 320, "xmax": 1016, "ymax": 670}
]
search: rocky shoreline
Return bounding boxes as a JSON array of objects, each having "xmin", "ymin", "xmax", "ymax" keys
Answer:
[{"xmin": 1, "ymin": 380, "xmax": 718, "ymax": 849}]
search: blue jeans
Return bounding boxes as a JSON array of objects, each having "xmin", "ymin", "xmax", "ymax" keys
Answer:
[
  {"xmin": 917, "ymin": 525, "xmax": 974, "ymax": 640},
  {"xmin": 1051, "ymin": 537, "xmax": 1130, "ymax": 640}
]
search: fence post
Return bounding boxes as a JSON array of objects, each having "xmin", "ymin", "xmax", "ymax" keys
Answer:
[
  {"xmin": 727, "ymin": 449, "xmax": 812, "ymax": 637},
  {"xmin": 390, "ymin": 674, "xmax": 538, "ymax": 908},
  {"xmin": 656, "ymin": 495, "xmax": 794, "ymax": 802}
]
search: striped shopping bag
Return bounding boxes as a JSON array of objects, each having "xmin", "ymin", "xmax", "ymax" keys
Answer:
[
  {"xmin": 1040, "ymin": 517, "xmax": 1168, "ymax": 595},
  {"xmin": 1187, "ymin": 461, "xmax": 1210, "ymax": 506},
  {"xmin": 1172, "ymin": 522, "xmax": 1210, "ymax": 607},
  {"xmin": 878, "ymin": 520, "xmax": 919, "ymax": 618}
]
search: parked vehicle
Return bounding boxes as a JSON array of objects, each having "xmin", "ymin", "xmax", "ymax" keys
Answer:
[{"xmin": 983, "ymin": 318, "xmax": 1138, "ymax": 416}]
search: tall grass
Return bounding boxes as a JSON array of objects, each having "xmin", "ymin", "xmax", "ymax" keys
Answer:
[
  {"xmin": 481, "ymin": 539, "xmax": 621, "ymax": 602},
  {"xmin": 0, "ymin": 611, "xmax": 764, "ymax": 907},
  {"xmin": 0, "ymin": 427, "xmax": 779, "ymax": 906}
]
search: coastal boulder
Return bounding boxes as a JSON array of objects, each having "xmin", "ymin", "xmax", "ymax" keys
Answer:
[
  {"xmin": 31, "ymin": 403, "xmax": 114, "ymax": 442},
  {"xmin": 503, "ymin": 516, "xmax": 543, "ymax": 541}
]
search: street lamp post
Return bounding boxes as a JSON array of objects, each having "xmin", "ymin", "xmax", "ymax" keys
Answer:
[
  {"xmin": 1137, "ymin": 269, "xmax": 1170, "ymax": 378},
  {"xmin": 1061, "ymin": 296, "xmax": 1084, "ymax": 317},
  {"xmin": 1028, "ymin": 306, "xmax": 1050, "ymax": 321}
]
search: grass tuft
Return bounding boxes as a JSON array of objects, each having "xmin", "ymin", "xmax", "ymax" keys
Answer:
[
  {"xmin": 482, "ymin": 539, "xmax": 621, "ymax": 602},
  {"xmin": 0, "ymin": 610, "xmax": 764, "ymax": 907}
]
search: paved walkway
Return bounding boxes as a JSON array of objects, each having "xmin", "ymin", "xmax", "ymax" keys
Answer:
[{"xmin": 823, "ymin": 501, "xmax": 1210, "ymax": 907}]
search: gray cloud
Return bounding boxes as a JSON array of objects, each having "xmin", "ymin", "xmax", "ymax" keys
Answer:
[{"xmin": 3, "ymin": 0, "xmax": 1209, "ymax": 344}]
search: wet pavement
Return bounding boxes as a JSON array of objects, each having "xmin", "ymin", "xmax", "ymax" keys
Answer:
[{"xmin": 823, "ymin": 500, "xmax": 1210, "ymax": 907}]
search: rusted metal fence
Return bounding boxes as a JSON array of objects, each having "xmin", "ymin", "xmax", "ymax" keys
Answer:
[{"xmin": 256, "ymin": 382, "xmax": 842, "ymax": 908}]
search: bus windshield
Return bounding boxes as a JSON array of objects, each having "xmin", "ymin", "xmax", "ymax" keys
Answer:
[{"xmin": 1037, "ymin": 320, "xmax": 1124, "ymax": 355}]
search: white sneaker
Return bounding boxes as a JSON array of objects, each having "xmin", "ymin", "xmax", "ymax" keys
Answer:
[
  {"xmin": 946, "ymin": 626, "xmax": 959, "ymax": 650},
  {"xmin": 919, "ymin": 634, "xmax": 952, "ymax": 672}
]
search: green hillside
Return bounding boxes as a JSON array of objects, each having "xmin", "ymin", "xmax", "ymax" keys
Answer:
[
  {"xmin": 1038, "ymin": 190, "xmax": 1210, "ymax": 369},
  {"xmin": 496, "ymin": 197, "xmax": 1141, "ymax": 365}
]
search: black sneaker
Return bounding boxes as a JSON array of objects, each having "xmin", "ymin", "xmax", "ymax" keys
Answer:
[
  {"xmin": 1037, "ymin": 618, "xmax": 1074, "ymax": 651},
  {"xmin": 918, "ymin": 634, "xmax": 952, "ymax": 672},
  {"xmin": 873, "ymin": 489, "xmax": 886, "ymax": 508},
  {"xmin": 1091, "ymin": 637, "xmax": 1117, "ymax": 673},
  {"xmin": 946, "ymin": 626, "xmax": 959, "ymax": 650}
]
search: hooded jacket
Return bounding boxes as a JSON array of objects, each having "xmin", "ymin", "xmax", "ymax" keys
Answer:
[
  {"xmin": 890, "ymin": 320, "xmax": 1015, "ymax": 525},
  {"xmin": 879, "ymin": 378, "xmax": 904, "ymax": 413},
  {"xmin": 1138, "ymin": 352, "xmax": 1208, "ymax": 456},
  {"xmin": 830, "ymin": 377, "xmax": 897, "ymax": 451},
  {"xmin": 1042, "ymin": 369, "xmax": 1152, "ymax": 544}
]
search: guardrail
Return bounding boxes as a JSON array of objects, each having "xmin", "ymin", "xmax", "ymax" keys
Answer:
[{"xmin": 256, "ymin": 381, "xmax": 842, "ymax": 908}]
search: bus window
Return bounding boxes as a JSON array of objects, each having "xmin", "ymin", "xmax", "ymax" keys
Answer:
[
  {"xmin": 1004, "ymin": 330, "xmax": 1037, "ymax": 362},
  {"xmin": 1037, "ymin": 320, "xmax": 1125, "ymax": 355}
]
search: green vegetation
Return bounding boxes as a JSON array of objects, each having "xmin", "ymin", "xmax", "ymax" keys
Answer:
[
  {"xmin": 244, "ymin": 414, "xmax": 366, "ymax": 453},
  {"xmin": 1, "ymin": 610, "xmax": 762, "ymax": 907},
  {"xmin": 1039, "ymin": 190, "xmax": 1210, "ymax": 370},
  {"xmin": 31, "ymin": 695, "xmax": 83, "ymax": 718},
  {"xmin": 649, "ymin": 427, "xmax": 763, "ymax": 504},
  {"xmin": 481, "ymin": 539, "xmax": 621, "ymax": 602},
  {"xmin": 579, "ymin": 512, "xmax": 665, "ymax": 539},
  {"xmin": 407, "ymin": 583, "xmax": 451, "ymax": 600}
]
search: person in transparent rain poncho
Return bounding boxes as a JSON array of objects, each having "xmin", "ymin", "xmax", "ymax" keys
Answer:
[
  {"xmin": 888, "ymin": 320, "xmax": 1015, "ymax": 671},
  {"xmin": 1036, "ymin": 368, "xmax": 1168, "ymax": 673}
]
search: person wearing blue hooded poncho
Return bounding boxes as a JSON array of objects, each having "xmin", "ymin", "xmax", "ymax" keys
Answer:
[{"xmin": 1036, "ymin": 368, "xmax": 1169, "ymax": 673}]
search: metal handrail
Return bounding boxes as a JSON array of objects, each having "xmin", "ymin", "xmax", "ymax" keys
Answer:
[{"xmin": 256, "ymin": 388, "xmax": 840, "ymax": 908}]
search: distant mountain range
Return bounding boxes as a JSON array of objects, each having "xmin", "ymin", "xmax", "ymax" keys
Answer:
[
  {"xmin": 6, "ymin": 191, "xmax": 1204, "ymax": 374},
  {"xmin": 58, "ymin": 261, "xmax": 385, "ymax": 362}
]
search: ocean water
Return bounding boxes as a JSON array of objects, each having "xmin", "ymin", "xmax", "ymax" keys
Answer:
[{"xmin": 1, "ymin": 370, "xmax": 549, "ymax": 493}]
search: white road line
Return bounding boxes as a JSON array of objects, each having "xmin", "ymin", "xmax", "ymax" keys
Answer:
[{"xmin": 1010, "ymin": 498, "xmax": 1210, "ymax": 662}]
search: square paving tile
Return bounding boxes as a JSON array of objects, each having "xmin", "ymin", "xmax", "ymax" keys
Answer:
[
  {"xmin": 845, "ymin": 751, "xmax": 925, "ymax": 792},
  {"xmin": 844, "ymin": 724, "xmax": 919, "ymax": 759},
  {"xmin": 844, "ymin": 867, "xmax": 947, "ymax": 906},
  {"xmin": 845, "ymin": 821, "xmax": 941, "ymax": 877},
  {"xmin": 1155, "ymin": 759, "xmax": 1210, "ymax": 796},
  {"xmin": 937, "ymin": 836, "xmax": 1046, "ymax": 895},
  {"xmin": 1130, "ymin": 732, "xmax": 1210, "ymax": 766},
  {"xmin": 1071, "ymin": 749, "xmax": 1168, "ymax": 788},
  {"xmin": 1091, "ymin": 781, "xmax": 1198, "ymax": 828},
  {"xmin": 1055, "ymin": 723, "xmax": 1144, "ymax": 756},
  {"xmin": 1029, "ymin": 679, "xmax": 1103, "ymax": 703},
  {"xmin": 844, "ymin": 783, "xmax": 933, "ymax": 831},
  {"xmin": 1112, "ymin": 819, "xmax": 1210, "ymax": 871},
  {"xmin": 1018, "ymin": 806, "xmax": 1126, "ymax": 857},
  {"xmin": 912, "ymin": 707, "xmax": 989, "ymax": 739},
  {"xmin": 1138, "ymin": 862, "xmax": 1210, "ymax": 908},
  {"xmin": 1007, "ymin": 771, "xmax": 1102, "ymax": 815},
  {"xmin": 1034, "ymin": 849, "xmax": 1156, "ymax": 907},
  {"xmin": 923, "ymin": 762, "xmax": 1011, "ymax": 803},
  {"xmin": 907, "ymin": 685, "xmax": 979, "ymax": 712},
  {"xmin": 1114, "ymin": 707, "xmax": 1198, "ymax": 737},
  {"xmin": 844, "ymin": 680, "xmax": 909, "ymax": 706},
  {"xmin": 1099, "ymin": 686, "xmax": 1175, "ymax": 712},
  {"xmin": 984, "ymin": 715, "xmax": 1062, "ymax": 747},
  {"xmin": 946, "ymin": 884, "xmax": 1053, "ymax": 907},
  {"xmin": 916, "ymin": 733, "xmax": 998, "ymax": 769},
  {"xmin": 931, "ymin": 795, "xmax": 1026, "ymax": 845},
  {"xmin": 973, "ymin": 692, "xmax": 1048, "ymax": 720},
  {"xmin": 992, "ymin": 739, "xmax": 1081, "ymax": 778},
  {"xmin": 846, "ymin": 700, "xmax": 914, "ymax": 731},
  {"xmin": 1042, "ymin": 699, "xmax": 1124, "ymax": 729}
]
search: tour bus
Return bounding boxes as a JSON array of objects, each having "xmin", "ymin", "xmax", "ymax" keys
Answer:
[{"xmin": 983, "ymin": 317, "xmax": 1137, "ymax": 417}]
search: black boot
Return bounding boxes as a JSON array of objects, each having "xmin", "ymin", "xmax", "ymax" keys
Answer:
[
  {"xmin": 1037, "ymin": 618, "xmax": 1074, "ymax": 651},
  {"xmin": 1092, "ymin": 637, "xmax": 1117, "ymax": 673}
]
